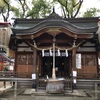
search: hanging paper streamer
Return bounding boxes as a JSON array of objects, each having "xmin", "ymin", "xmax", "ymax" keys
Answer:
[
  {"xmin": 33, "ymin": 41, "xmax": 37, "ymax": 47},
  {"xmin": 42, "ymin": 49, "xmax": 44, "ymax": 57},
  {"xmin": 65, "ymin": 49, "xmax": 68, "ymax": 57},
  {"xmin": 49, "ymin": 49, "xmax": 52, "ymax": 56},
  {"xmin": 57, "ymin": 49, "xmax": 60, "ymax": 56}
]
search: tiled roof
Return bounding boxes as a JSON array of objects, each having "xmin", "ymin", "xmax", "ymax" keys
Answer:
[{"xmin": 12, "ymin": 11, "xmax": 99, "ymax": 35}]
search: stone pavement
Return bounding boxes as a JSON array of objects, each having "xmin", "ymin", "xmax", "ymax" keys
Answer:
[
  {"xmin": 0, "ymin": 82, "xmax": 12, "ymax": 95},
  {"xmin": 0, "ymin": 85, "xmax": 12, "ymax": 94},
  {"xmin": 0, "ymin": 84, "xmax": 100, "ymax": 100},
  {"xmin": 6, "ymin": 94, "xmax": 100, "ymax": 100},
  {"xmin": 0, "ymin": 88, "xmax": 100, "ymax": 100}
]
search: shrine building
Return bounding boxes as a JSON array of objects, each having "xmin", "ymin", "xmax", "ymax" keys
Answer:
[{"xmin": 10, "ymin": 10, "xmax": 100, "ymax": 83}]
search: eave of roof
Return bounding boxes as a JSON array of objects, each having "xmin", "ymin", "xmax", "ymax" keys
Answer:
[
  {"xmin": 12, "ymin": 19, "xmax": 98, "ymax": 35},
  {"xmin": 12, "ymin": 11, "xmax": 99, "ymax": 35},
  {"xmin": 0, "ymin": 22, "xmax": 11, "ymax": 27}
]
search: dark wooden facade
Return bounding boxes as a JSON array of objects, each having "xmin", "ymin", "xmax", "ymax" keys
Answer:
[{"xmin": 9, "ymin": 10, "xmax": 100, "ymax": 79}]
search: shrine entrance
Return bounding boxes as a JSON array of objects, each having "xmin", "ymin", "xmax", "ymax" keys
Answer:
[{"xmin": 41, "ymin": 55, "xmax": 71, "ymax": 78}]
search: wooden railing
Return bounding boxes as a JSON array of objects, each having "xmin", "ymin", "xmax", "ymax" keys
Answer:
[
  {"xmin": 64, "ymin": 78, "xmax": 73, "ymax": 91},
  {"xmin": 1, "ymin": 71, "xmax": 100, "ymax": 92},
  {"xmin": 0, "ymin": 71, "xmax": 30, "ymax": 78},
  {"xmin": 0, "ymin": 71, "xmax": 100, "ymax": 79},
  {"xmin": 77, "ymin": 73, "xmax": 99, "ymax": 79},
  {"xmin": 37, "ymin": 79, "xmax": 47, "ymax": 90},
  {"xmin": 37, "ymin": 78, "xmax": 73, "ymax": 92}
]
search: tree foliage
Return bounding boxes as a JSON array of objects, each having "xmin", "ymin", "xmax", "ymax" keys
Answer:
[
  {"xmin": 83, "ymin": 8, "xmax": 100, "ymax": 17},
  {"xmin": 0, "ymin": 0, "xmax": 100, "ymax": 22},
  {"xmin": 26, "ymin": 0, "xmax": 51, "ymax": 18},
  {"xmin": 53, "ymin": 0, "xmax": 83, "ymax": 18},
  {"xmin": 12, "ymin": 0, "xmax": 31, "ymax": 18},
  {"xmin": 0, "ymin": 0, "xmax": 52, "ymax": 21},
  {"xmin": 0, "ymin": 0, "xmax": 10, "ymax": 22},
  {"xmin": 10, "ymin": 0, "xmax": 52, "ymax": 19}
]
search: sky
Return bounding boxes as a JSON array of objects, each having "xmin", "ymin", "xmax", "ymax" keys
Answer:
[
  {"xmin": 0, "ymin": 0, "xmax": 100, "ymax": 23},
  {"xmin": 80, "ymin": 0, "xmax": 100, "ymax": 12}
]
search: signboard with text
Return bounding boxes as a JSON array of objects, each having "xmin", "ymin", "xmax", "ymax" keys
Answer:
[{"xmin": 76, "ymin": 54, "xmax": 81, "ymax": 69}]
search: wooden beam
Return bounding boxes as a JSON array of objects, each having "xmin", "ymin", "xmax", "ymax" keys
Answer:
[{"xmin": 60, "ymin": 28, "xmax": 93, "ymax": 38}]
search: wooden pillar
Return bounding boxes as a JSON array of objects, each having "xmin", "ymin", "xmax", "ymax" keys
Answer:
[
  {"xmin": 4, "ymin": 81, "xmax": 6, "ymax": 88},
  {"xmin": 14, "ymin": 80, "xmax": 17, "ymax": 99},
  {"xmin": 72, "ymin": 46, "xmax": 77, "ymax": 89},
  {"xmin": 72, "ymin": 47, "xmax": 77, "ymax": 71},
  {"xmin": 33, "ymin": 48, "xmax": 38, "ymax": 90},
  {"xmin": 33, "ymin": 48, "xmax": 37, "ymax": 74},
  {"xmin": 52, "ymin": 37, "xmax": 56, "ymax": 79}
]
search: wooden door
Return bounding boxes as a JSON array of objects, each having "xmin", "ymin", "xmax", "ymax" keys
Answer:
[
  {"xmin": 16, "ymin": 52, "xmax": 33, "ymax": 77},
  {"xmin": 77, "ymin": 53, "xmax": 97, "ymax": 79}
]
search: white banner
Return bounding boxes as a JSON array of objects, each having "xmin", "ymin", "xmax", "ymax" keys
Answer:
[
  {"xmin": 76, "ymin": 54, "xmax": 81, "ymax": 69},
  {"xmin": 32, "ymin": 74, "xmax": 36, "ymax": 79},
  {"xmin": 73, "ymin": 71, "xmax": 77, "ymax": 77}
]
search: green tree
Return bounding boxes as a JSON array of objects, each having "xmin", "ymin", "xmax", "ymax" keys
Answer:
[
  {"xmin": 0, "ymin": 0, "xmax": 52, "ymax": 21},
  {"xmin": 0, "ymin": 0, "xmax": 10, "ymax": 22},
  {"xmin": 0, "ymin": 0, "xmax": 100, "ymax": 22},
  {"xmin": 53, "ymin": 0, "xmax": 83, "ymax": 18},
  {"xmin": 83, "ymin": 8, "xmax": 100, "ymax": 17},
  {"xmin": 26, "ymin": 0, "xmax": 52, "ymax": 18},
  {"xmin": 11, "ymin": 0, "xmax": 52, "ymax": 19},
  {"xmin": 12, "ymin": 0, "xmax": 30, "ymax": 18}
]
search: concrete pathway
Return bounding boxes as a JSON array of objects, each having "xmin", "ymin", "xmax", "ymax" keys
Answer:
[
  {"xmin": 10, "ymin": 95, "xmax": 99, "ymax": 100},
  {"xmin": 0, "ymin": 84, "xmax": 100, "ymax": 100},
  {"xmin": 0, "ymin": 82, "xmax": 12, "ymax": 95}
]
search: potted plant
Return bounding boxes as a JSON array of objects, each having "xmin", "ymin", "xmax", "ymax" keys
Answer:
[{"xmin": 3, "ymin": 66, "xmax": 9, "ymax": 71}]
